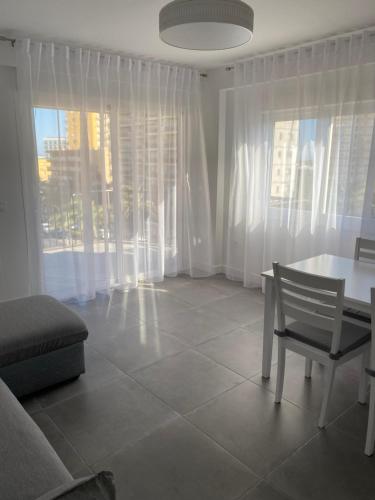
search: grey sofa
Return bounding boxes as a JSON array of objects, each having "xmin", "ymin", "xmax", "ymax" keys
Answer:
[
  {"xmin": 0, "ymin": 295, "xmax": 88, "ymax": 397},
  {"xmin": 0, "ymin": 378, "xmax": 115, "ymax": 499},
  {"xmin": 0, "ymin": 294, "xmax": 116, "ymax": 499}
]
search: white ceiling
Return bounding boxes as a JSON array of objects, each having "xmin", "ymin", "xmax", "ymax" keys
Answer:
[{"xmin": 1, "ymin": 0, "xmax": 375, "ymax": 69}]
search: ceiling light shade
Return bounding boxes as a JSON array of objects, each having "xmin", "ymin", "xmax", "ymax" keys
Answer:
[{"xmin": 159, "ymin": 0, "xmax": 254, "ymax": 50}]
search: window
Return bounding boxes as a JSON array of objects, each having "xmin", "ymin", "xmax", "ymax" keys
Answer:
[
  {"xmin": 329, "ymin": 113, "xmax": 375, "ymax": 217},
  {"xmin": 34, "ymin": 107, "xmax": 113, "ymax": 253},
  {"xmin": 270, "ymin": 113, "xmax": 375, "ymax": 214},
  {"xmin": 270, "ymin": 119, "xmax": 302, "ymax": 207}
]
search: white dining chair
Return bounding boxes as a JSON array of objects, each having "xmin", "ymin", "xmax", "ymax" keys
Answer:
[
  {"xmin": 343, "ymin": 237, "xmax": 375, "ymax": 326},
  {"xmin": 364, "ymin": 288, "xmax": 375, "ymax": 456},
  {"xmin": 273, "ymin": 262, "xmax": 371, "ymax": 429},
  {"xmin": 355, "ymin": 237, "xmax": 375, "ymax": 262}
]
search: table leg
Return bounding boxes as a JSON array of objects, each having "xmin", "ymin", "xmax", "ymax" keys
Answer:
[
  {"xmin": 365, "ymin": 378, "xmax": 375, "ymax": 456},
  {"xmin": 262, "ymin": 276, "xmax": 275, "ymax": 379}
]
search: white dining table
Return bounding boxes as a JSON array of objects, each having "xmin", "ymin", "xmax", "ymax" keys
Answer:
[{"xmin": 261, "ymin": 253, "xmax": 375, "ymax": 379}]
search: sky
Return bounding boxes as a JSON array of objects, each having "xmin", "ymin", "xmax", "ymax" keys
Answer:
[
  {"xmin": 34, "ymin": 108, "xmax": 66, "ymax": 155},
  {"xmin": 297, "ymin": 118, "xmax": 323, "ymax": 164},
  {"xmin": 300, "ymin": 118, "xmax": 317, "ymax": 143}
]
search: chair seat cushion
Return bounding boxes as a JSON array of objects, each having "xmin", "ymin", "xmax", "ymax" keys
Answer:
[
  {"xmin": 343, "ymin": 307, "xmax": 371, "ymax": 324},
  {"xmin": 275, "ymin": 320, "xmax": 370, "ymax": 359},
  {"xmin": 0, "ymin": 295, "xmax": 88, "ymax": 368}
]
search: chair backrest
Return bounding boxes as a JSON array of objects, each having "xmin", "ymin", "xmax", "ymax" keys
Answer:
[
  {"xmin": 273, "ymin": 262, "xmax": 345, "ymax": 355},
  {"xmin": 354, "ymin": 237, "xmax": 375, "ymax": 262}
]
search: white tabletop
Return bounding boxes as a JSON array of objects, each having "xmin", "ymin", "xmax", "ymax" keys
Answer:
[{"xmin": 262, "ymin": 254, "xmax": 375, "ymax": 308}]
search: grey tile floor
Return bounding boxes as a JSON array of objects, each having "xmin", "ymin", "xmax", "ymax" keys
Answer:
[{"xmin": 21, "ymin": 275, "xmax": 375, "ymax": 499}]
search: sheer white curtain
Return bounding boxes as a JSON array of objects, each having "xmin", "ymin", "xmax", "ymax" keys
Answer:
[
  {"xmin": 16, "ymin": 39, "xmax": 213, "ymax": 301},
  {"xmin": 221, "ymin": 29, "xmax": 375, "ymax": 287}
]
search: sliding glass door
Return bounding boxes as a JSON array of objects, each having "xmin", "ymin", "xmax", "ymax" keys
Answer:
[
  {"xmin": 33, "ymin": 104, "xmax": 185, "ymax": 301},
  {"xmin": 34, "ymin": 107, "xmax": 116, "ymax": 299}
]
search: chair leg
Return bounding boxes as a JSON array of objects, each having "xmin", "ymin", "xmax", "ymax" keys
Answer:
[
  {"xmin": 365, "ymin": 379, "xmax": 375, "ymax": 456},
  {"xmin": 318, "ymin": 362, "xmax": 336, "ymax": 429},
  {"xmin": 359, "ymin": 350, "xmax": 370, "ymax": 404},
  {"xmin": 275, "ymin": 338, "xmax": 286, "ymax": 404},
  {"xmin": 305, "ymin": 358, "xmax": 312, "ymax": 379}
]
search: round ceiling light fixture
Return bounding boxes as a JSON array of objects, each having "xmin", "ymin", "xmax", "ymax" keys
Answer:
[{"xmin": 159, "ymin": 0, "xmax": 254, "ymax": 50}]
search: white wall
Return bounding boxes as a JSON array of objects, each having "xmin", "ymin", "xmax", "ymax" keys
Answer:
[{"xmin": 0, "ymin": 59, "xmax": 29, "ymax": 300}]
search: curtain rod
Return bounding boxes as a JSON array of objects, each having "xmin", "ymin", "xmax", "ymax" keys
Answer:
[
  {"xmin": 0, "ymin": 34, "xmax": 208, "ymax": 77},
  {"xmin": 227, "ymin": 25, "xmax": 375, "ymax": 70},
  {"xmin": 3, "ymin": 24, "xmax": 374, "ymax": 75},
  {"xmin": 0, "ymin": 35, "xmax": 16, "ymax": 47}
]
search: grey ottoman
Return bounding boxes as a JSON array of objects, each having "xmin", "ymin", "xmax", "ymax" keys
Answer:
[{"xmin": 0, "ymin": 295, "xmax": 88, "ymax": 397}]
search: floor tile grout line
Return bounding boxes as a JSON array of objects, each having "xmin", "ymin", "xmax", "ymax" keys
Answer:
[
  {"xmin": 30, "ymin": 372, "xmax": 126, "ymax": 413},
  {"xmin": 182, "ymin": 378, "xmax": 324, "ymax": 476},
  {"xmin": 32, "ymin": 353, "xmax": 184, "ymax": 471},
  {"xmin": 83, "ymin": 369, "xmax": 260, "ymax": 480},
  {"xmin": 107, "ymin": 281, "xmax": 248, "ymax": 313},
  {"xmin": 192, "ymin": 322, "xmax": 264, "ymax": 349},
  {"xmin": 246, "ymin": 361, "xmax": 362, "ymax": 421},
  {"xmin": 247, "ymin": 374, "xmax": 360, "ymax": 424},
  {"xmin": 105, "ymin": 408, "xmax": 261, "ymax": 483},
  {"xmin": 35, "ymin": 363, "xmax": 323, "ymax": 493},
  {"xmin": 245, "ymin": 377, "xmax": 321, "ymax": 416},
  {"xmin": 166, "ymin": 324, "xmax": 241, "ymax": 349},
  {"xmin": 326, "ymin": 400, "xmax": 360, "ymax": 429},
  {"xmin": 264, "ymin": 419, "xmax": 375, "ymax": 493},
  {"xmin": 324, "ymin": 398, "xmax": 372, "ymax": 444},
  {"xmin": 179, "ymin": 347, "xmax": 247, "ymax": 380},
  {"xmin": 89, "ymin": 413, "xmax": 181, "ymax": 470},
  {"xmin": 30, "ymin": 345, "xmax": 129, "ymax": 412},
  {"xmin": 148, "ymin": 309, "xmax": 253, "ymax": 346},
  {"xmin": 194, "ymin": 346, "xmax": 267, "ymax": 380},
  {"xmin": 326, "ymin": 416, "xmax": 373, "ymax": 446},
  {"xmin": 128, "ymin": 312, "xmax": 258, "ymax": 351},
  {"xmin": 78, "ymin": 357, "xmax": 261, "ymax": 479},
  {"xmin": 91, "ymin": 409, "xmax": 262, "ymax": 484},
  {"xmin": 233, "ymin": 486, "xmax": 256, "ymax": 500},
  {"xmin": 179, "ymin": 411, "xmax": 261, "ymax": 481},
  {"xmin": 233, "ymin": 479, "xmax": 296, "ymax": 500},
  {"xmin": 35, "ymin": 410, "xmax": 95, "ymax": 474},
  {"xmin": 127, "ymin": 358, "xmax": 248, "ymax": 422},
  {"xmin": 123, "ymin": 339, "xmax": 250, "ymax": 380},
  {"xmin": 73, "ymin": 288, "xmax": 264, "ymax": 348},
  {"xmin": 57, "ymin": 334, "xmax": 355, "ymax": 454},
  {"xmin": 263, "ymin": 427, "xmax": 323, "ymax": 486},
  {"xmin": 181, "ymin": 378, "xmax": 252, "ymax": 418},
  {"xmin": 189, "ymin": 327, "xmax": 285, "ymax": 380},
  {"xmin": 232, "ymin": 478, "xmax": 263, "ymax": 500},
  {"xmin": 90, "ymin": 326, "xmax": 193, "ymax": 359},
  {"xmin": 83, "ymin": 284, "xmax": 263, "ymax": 316},
  {"xmin": 244, "ymin": 367, "xmax": 371, "ymax": 466},
  {"xmin": 91, "ymin": 339, "xmax": 254, "ymax": 422}
]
